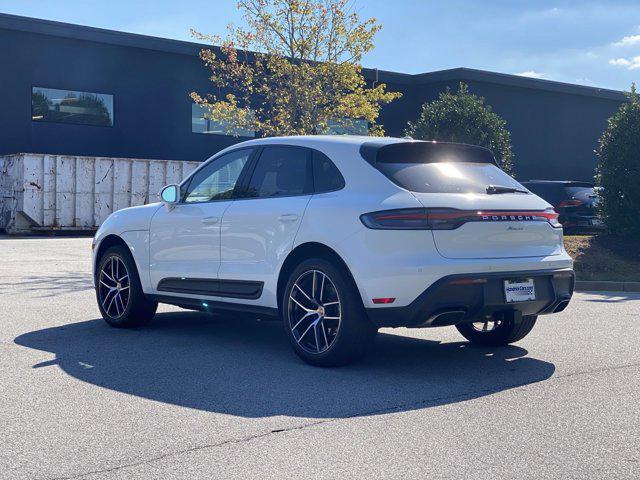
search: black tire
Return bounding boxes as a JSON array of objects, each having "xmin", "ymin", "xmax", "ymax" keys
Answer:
[
  {"xmin": 96, "ymin": 245, "xmax": 157, "ymax": 328},
  {"xmin": 282, "ymin": 257, "xmax": 377, "ymax": 367},
  {"xmin": 455, "ymin": 315, "xmax": 537, "ymax": 346}
]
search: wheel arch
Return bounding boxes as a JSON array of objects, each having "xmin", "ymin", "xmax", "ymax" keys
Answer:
[
  {"xmin": 277, "ymin": 242, "xmax": 362, "ymax": 312},
  {"xmin": 94, "ymin": 235, "xmax": 130, "ymax": 278}
]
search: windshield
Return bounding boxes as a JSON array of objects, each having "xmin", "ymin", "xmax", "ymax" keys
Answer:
[{"xmin": 375, "ymin": 161, "xmax": 527, "ymax": 194}]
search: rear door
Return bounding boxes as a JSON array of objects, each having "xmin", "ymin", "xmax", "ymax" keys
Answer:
[
  {"xmin": 368, "ymin": 142, "xmax": 563, "ymax": 259},
  {"xmin": 218, "ymin": 145, "xmax": 313, "ymax": 297}
]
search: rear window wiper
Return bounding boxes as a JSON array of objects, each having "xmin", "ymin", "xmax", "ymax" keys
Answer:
[{"xmin": 486, "ymin": 185, "xmax": 529, "ymax": 195}]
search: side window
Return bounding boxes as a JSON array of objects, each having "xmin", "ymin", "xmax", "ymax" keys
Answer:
[
  {"xmin": 312, "ymin": 150, "xmax": 345, "ymax": 192},
  {"xmin": 245, "ymin": 146, "xmax": 312, "ymax": 198},
  {"xmin": 183, "ymin": 149, "xmax": 253, "ymax": 203}
]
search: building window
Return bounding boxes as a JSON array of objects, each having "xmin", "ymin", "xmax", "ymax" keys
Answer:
[
  {"xmin": 325, "ymin": 118, "xmax": 369, "ymax": 135},
  {"xmin": 191, "ymin": 104, "xmax": 255, "ymax": 137},
  {"xmin": 31, "ymin": 87, "xmax": 113, "ymax": 126}
]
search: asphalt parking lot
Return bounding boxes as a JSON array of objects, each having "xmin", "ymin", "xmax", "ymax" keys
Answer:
[{"xmin": 1, "ymin": 236, "xmax": 639, "ymax": 479}]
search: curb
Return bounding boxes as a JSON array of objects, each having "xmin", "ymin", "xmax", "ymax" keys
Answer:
[{"xmin": 575, "ymin": 280, "xmax": 640, "ymax": 293}]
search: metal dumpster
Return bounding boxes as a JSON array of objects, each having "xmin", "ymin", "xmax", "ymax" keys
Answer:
[{"xmin": 0, "ymin": 153, "xmax": 200, "ymax": 234}]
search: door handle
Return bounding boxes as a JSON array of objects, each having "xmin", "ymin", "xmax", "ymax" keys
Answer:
[
  {"xmin": 201, "ymin": 216, "xmax": 220, "ymax": 224},
  {"xmin": 277, "ymin": 214, "xmax": 299, "ymax": 222}
]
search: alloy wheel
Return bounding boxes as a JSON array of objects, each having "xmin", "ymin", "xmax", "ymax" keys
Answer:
[
  {"xmin": 288, "ymin": 270, "xmax": 342, "ymax": 354},
  {"xmin": 98, "ymin": 255, "xmax": 130, "ymax": 319}
]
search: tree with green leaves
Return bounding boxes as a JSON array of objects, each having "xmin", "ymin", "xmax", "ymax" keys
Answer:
[
  {"xmin": 596, "ymin": 84, "xmax": 640, "ymax": 237},
  {"xmin": 190, "ymin": 0, "xmax": 401, "ymax": 137},
  {"xmin": 405, "ymin": 83, "xmax": 515, "ymax": 174}
]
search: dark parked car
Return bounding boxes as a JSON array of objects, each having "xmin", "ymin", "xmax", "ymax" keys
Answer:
[{"xmin": 521, "ymin": 180, "xmax": 604, "ymax": 233}]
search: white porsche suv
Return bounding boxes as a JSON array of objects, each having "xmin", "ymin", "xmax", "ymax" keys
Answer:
[{"xmin": 92, "ymin": 136, "xmax": 574, "ymax": 366}]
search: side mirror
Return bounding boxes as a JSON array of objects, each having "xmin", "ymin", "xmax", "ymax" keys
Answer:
[{"xmin": 160, "ymin": 184, "xmax": 179, "ymax": 209}]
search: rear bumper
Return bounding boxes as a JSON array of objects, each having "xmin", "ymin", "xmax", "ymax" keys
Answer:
[{"xmin": 366, "ymin": 269, "xmax": 575, "ymax": 328}]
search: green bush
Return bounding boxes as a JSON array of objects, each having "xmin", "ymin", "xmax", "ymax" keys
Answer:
[
  {"xmin": 596, "ymin": 84, "xmax": 640, "ymax": 237},
  {"xmin": 405, "ymin": 82, "xmax": 514, "ymax": 174}
]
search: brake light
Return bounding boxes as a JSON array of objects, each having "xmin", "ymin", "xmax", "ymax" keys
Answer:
[
  {"xmin": 360, "ymin": 208, "xmax": 561, "ymax": 230},
  {"xmin": 557, "ymin": 199, "xmax": 583, "ymax": 208}
]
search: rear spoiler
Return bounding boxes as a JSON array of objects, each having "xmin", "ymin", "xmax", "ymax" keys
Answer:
[{"xmin": 360, "ymin": 141, "xmax": 498, "ymax": 166}]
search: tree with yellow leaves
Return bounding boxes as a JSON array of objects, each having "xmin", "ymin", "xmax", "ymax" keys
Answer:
[{"xmin": 190, "ymin": 0, "xmax": 401, "ymax": 137}]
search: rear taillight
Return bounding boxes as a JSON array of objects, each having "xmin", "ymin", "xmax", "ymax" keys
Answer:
[
  {"xmin": 557, "ymin": 199, "xmax": 583, "ymax": 208},
  {"xmin": 360, "ymin": 208, "xmax": 561, "ymax": 230},
  {"xmin": 360, "ymin": 208, "xmax": 430, "ymax": 229}
]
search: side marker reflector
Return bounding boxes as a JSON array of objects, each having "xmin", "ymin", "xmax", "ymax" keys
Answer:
[{"xmin": 372, "ymin": 297, "xmax": 396, "ymax": 304}]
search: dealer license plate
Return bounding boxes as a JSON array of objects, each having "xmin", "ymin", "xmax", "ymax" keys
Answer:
[{"xmin": 504, "ymin": 278, "xmax": 536, "ymax": 303}]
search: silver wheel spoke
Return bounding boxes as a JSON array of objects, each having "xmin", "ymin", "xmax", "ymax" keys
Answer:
[
  {"xmin": 323, "ymin": 316, "xmax": 340, "ymax": 320},
  {"xmin": 322, "ymin": 301, "xmax": 339, "ymax": 307},
  {"xmin": 106, "ymin": 292, "xmax": 117, "ymax": 315},
  {"xmin": 116, "ymin": 293, "xmax": 126, "ymax": 315},
  {"xmin": 291, "ymin": 296, "xmax": 313, "ymax": 313},
  {"xmin": 296, "ymin": 321, "xmax": 316, "ymax": 345},
  {"xmin": 313, "ymin": 323, "xmax": 320, "ymax": 352},
  {"xmin": 115, "ymin": 293, "xmax": 123, "ymax": 316},
  {"xmin": 101, "ymin": 288, "xmax": 115, "ymax": 308},
  {"xmin": 472, "ymin": 319, "xmax": 499, "ymax": 333},
  {"xmin": 320, "ymin": 319, "xmax": 329, "ymax": 350},
  {"xmin": 293, "ymin": 284, "xmax": 315, "ymax": 307},
  {"xmin": 291, "ymin": 311, "xmax": 317, "ymax": 331},
  {"xmin": 102, "ymin": 271, "xmax": 116, "ymax": 283},
  {"xmin": 319, "ymin": 274, "xmax": 325, "ymax": 303},
  {"xmin": 311, "ymin": 271, "xmax": 317, "ymax": 300}
]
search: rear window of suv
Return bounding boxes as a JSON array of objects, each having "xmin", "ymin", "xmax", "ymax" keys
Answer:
[{"xmin": 361, "ymin": 141, "xmax": 525, "ymax": 194}]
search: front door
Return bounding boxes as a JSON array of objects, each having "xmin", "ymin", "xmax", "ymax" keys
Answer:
[{"xmin": 149, "ymin": 148, "xmax": 254, "ymax": 294}]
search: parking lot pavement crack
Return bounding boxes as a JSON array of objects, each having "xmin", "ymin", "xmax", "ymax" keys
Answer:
[
  {"xmin": 46, "ymin": 420, "xmax": 334, "ymax": 480},
  {"xmin": 45, "ymin": 360, "xmax": 640, "ymax": 480}
]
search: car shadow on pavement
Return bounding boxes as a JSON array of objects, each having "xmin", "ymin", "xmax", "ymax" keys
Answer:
[
  {"xmin": 0, "ymin": 273, "xmax": 94, "ymax": 297},
  {"xmin": 14, "ymin": 311, "xmax": 556, "ymax": 419}
]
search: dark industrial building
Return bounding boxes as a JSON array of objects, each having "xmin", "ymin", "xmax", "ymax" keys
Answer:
[{"xmin": 0, "ymin": 12, "xmax": 627, "ymax": 181}]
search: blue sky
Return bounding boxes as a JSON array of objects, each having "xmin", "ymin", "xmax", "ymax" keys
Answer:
[{"xmin": 2, "ymin": 0, "xmax": 639, "ymax": 91}]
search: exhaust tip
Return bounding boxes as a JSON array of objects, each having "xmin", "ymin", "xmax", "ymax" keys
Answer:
[{"xmin": 553, "ymin": 299, "xmax": 570, "ymax": 313}]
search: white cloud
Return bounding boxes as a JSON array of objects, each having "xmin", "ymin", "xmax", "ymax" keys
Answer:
[
  {"xmin": 612, "ymin": 34, "xmax": 640, "ymax": 47},
  {"xmin": 515, "ymin": 70, "xmax": 546, "ymax": 79},
  {"xmin": 609, "ymin": 56, "xmax": 640, "ymax": 69},
  {"xmin": 609, "ymin": 58, "xmax": 631, "ymax": 66}
]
